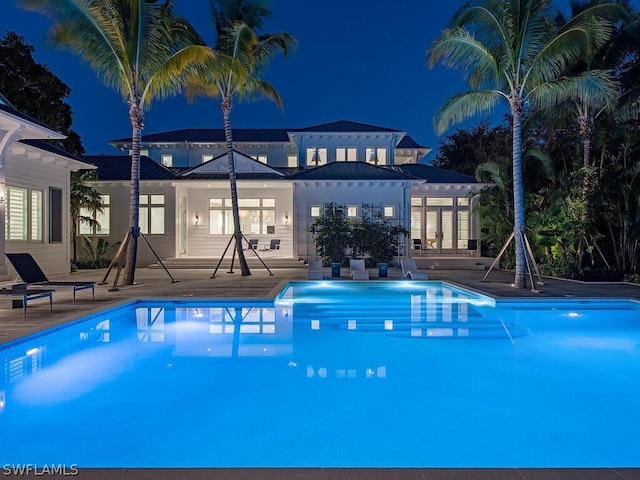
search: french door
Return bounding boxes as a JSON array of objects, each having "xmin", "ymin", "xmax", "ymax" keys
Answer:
[{"xmin": 425, "ymin": 208, "xmax": 454, "ymax": 253}]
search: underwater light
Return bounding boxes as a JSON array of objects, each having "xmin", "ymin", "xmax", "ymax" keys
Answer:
[{"xmin": 25, "ymin": 347, "xmax": 39, "ymax": 356}]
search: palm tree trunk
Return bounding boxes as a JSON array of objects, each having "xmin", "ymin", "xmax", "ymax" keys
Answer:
[
  {"xmin": 578, "ymin": 115, "xmax": 593, "ymax": 269},
  {"xmin": 510, "ymin": 96, "xmax": 527, "ymax": 288},
  {"xmin": 123, "ymin": 100, "xmax": 143, "ymax": 285},
  {"xmin": 222, "ymin": 97, "xmax": 251, "ymax": 276}
]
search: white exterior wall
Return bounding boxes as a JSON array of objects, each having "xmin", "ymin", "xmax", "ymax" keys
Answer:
[
  {"xmin": 293, "ymin": 180, "xmax": 412, "ymax": 260},
  {"xmin": 183, "ymin": 180, "xmax": 294, "ymax": 257},
  {"xmin": 91, "ymin": 181, "xmax": 176, "ymax": 267},
  {"xmin": 5, "ymin": 156, "xmax": 72, "ymax": 276}
]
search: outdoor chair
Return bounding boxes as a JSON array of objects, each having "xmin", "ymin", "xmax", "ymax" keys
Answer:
[
  {"xmin": 261, "ymin": 239, "xmax": 280, "ymax": 256},
  {"xmin": 350, "ymin": 259, "xmax": 369, "ymax": 280},
  {"xmin": 307, "ymin": 260, "xmax": 324, "ymax": 280},
  {"xmin": 5, "ymin": 253, "xmax": 95, "ymax": 304},
  {"xmin": 0, "ymin": 286, "xmax": 53, "ymax": 317},
  {"xmin": 245, "ymin": 239, "xmax": 259, "ymax": 251},
  {"xmin": 401, "ymin": 259, "xmax": 429, "ymax": 280},
  {"xmin": 413, "ymin": 239, "xmax": 430, "ymax": 254}
]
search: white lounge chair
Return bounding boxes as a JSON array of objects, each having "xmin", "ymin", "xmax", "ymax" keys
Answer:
[
  {"xmin": 350, "ymin": 259, "xmax": 369, "ymax": 280},
  {"xmin": 307, "ymin": 260, "xmax": 324, "ymax": 280},
  {"xmin": 401, "ymin": 259, "xmax": 429, "ymax": 280}
]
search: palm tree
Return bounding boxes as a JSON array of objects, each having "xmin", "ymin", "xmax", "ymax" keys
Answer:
[
  {"xmin": 186, "ymin": 0, "xmax": 295, "ymax": 276},
  {"xmin": 428, "ymin": 0, "xmax": 618, "ymax": 288},
  {"xmin": 70, "ymin": 170, "xmax": 104, "ymax": 263},
  {"xmin": 19, "ymin": 0, "xmax": 212, "ymax": 285}
]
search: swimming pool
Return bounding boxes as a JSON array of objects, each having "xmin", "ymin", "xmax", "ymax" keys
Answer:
[{"xmin": 1, "ymin": 281, "xmax": 639, "ymax": 467}]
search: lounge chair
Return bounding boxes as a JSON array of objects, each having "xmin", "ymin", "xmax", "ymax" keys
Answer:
[
  {"xmin": 307, "ymin": 260, "xmax": 324, "ymax": 280},
  {"xmin": 0, "ymin": 286, "xmax": 53, "ymax": 317},
  {"xmin": 350, "ymin": 259, "xmax": 369, "ymax": 280},
  {"xmin": 5, "ymin": 253, "xmax": 95, "ymax": 303},
  {"xmin": 401, "ymin": 259, "xmax": 429, "ymax": 280}
]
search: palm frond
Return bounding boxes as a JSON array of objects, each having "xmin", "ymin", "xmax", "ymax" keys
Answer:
[{"xmin": 434, "ymin": 90, "xmax": 505, "ymax": 135}]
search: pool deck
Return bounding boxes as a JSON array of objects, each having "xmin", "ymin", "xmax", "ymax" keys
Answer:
[{"xmin": 1, "ymin": 264, "xmax": 639, "ymax": 479}]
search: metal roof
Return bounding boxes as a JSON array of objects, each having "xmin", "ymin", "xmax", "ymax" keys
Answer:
[
  {"xmin": 19, "ymin": 139, "xmax": 87, "ymax": 163},
  {"xmin": 111, "ymin": 128, "xmax": 292, "ymax": 144},
  {"xmin": 396, "ymin": 164, "xmax": 477, "ymax": 183},
  {"xmin": 292, "ymin": 162, "xmax": 410, "ymax": 181},
  {"xmin": 295, "ymin": 120, "xmax": 402, "ymax": 133},
  {"xmin": 109, "ymin": 121, "xmax": 430, "ymax": 147},
  {"xmin": 82, "ymin": 155, "xmax": 179, "ymax": 181}
]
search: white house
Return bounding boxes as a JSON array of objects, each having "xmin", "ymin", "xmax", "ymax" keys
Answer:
[
  {"xmin": 84, "ymin": 120, "xmax": 479, "ymax": 265},
  {"xmin": 0, "ymin": 94, "xmax": 95, "ymax": 280}
]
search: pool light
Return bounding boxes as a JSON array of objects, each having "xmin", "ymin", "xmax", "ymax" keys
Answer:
[{"xmin": 25, "ymin": 347, "xmax": 39, "ymax": 356}]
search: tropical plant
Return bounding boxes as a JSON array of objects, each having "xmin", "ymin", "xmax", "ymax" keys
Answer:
[
  {"xmin": 70, "ymin": 170, "xmax": 104, "ymax": 262},
  {"xmin": 350, "ymin": 214, "xmax": 408, "ymax": 267},
  {"xmin": 428, "ymin": 0, "xmax": 619, "ymax": 288},
  {"xmin": 79, "ymin": 235, "xmax": 120, "ymax": 269},
  {"xmin": 19, "ymin": 0, "xmax": 212, "ymax": 285},
  {"xmin": 185, "ymin": 0, "xmax": 296, "ymax": 276},
  {"xmin": 309, "ymin": 203, "xmax": 352, "ymax": 266}
]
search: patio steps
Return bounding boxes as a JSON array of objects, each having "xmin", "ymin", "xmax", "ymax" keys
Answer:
[
  {"xmin": 412, "ymin": 256, "xmax": 493, "ymax": 270},
  {"xmin": 148, "ymin": 256, "xmax": 307, "ymax": 270}
]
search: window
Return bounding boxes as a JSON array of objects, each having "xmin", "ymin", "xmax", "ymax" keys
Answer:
[
  {"xmin": 347, "ymin": 205, "xmax": 358, "ymax": 217},
  {"xmin": 426, "ymin": 197, "xmax": 454, "ymax": 206},
  {"xmin": 251, "ymin": 155, "xmax": 268, "ymax": 164},
  {"xmin": 411, "ymin": 197, "xmax": 423, "ymax": 206},
  {"xmin": 6, "ymin": 186, "xmax": 27, "ymax": 240},
  {"xmin": 140, "ymin": 194, "xmax": 165, "ymax": 234},
  {"xmin": 306, "ymin": 148, "xmax": 327, "ymax": 166},
  {"xmin": 80, "ymin": 194, "xmax": 110, "ymax": 235},
  {"xmin": 458, "ymin": 197, "xmax": 470, "ymax": 206},
  {"xmin": 161, "ymin": 154, "xmax": 173, "ymax": 167},
  {"xmin": 366, "ymin": 148, "xmax": 387, "ymax": 165},
  {"xmin": 5, "ymin": 186, "xmax": 45, "ymax": 242},
  {"xmin": 384, "ymin": 205, "xmax": 394, "ymax": 217},
  {"xmin": 310, "ymin": 206, "xmax": 321, "ymax": 218},
  {"xmin": 208, "ymin": 198, "xmax": 275, "ymax": 235},
  {"xmin": 202, "ymin": 154, "xmax": 214, "ymax": 163},
  {"xmin": 287, "ymin": 155, "xmax": 298, "ymax": 167},
  {"xmin": 336, "ymin": 148, "xmax": 357, "ymax": 162},
  {"xmin": 31, "ymin": 190, "xmax": 43, "ymax": 242}
]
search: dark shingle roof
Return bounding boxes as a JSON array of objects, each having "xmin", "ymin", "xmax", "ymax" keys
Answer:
[
  {"xmin": 292, "ymin": 162, "xmax": 410, "ymax": 181},
  {"xmin": 111, "ymin": 128, "xmax": 292, "ymax": 144},
  {"xmin": 396, "ymin": 164, "xmax": 477, "ymax": 183},
  {"xmin": 296, "ymin": 120, "xmax": 402, "ymax": 133},
  {"xmin": 82, "ymin": 155, "xmax": 178, "ymax": 180}
]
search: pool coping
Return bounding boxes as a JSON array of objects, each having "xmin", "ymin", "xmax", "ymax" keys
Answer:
[{"xmin": 13, "ymin": 467, "xmax": 640, "ymax": 479}]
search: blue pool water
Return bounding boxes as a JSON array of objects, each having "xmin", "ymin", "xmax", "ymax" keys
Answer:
[{"xmin": 1, "ymin": 281, "xmax": 639, "ymax": 467}]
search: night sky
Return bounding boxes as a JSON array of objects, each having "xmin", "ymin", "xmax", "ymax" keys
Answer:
[{"xmin": 1, "ymin": 0, "xmax": 623, "ymax": 158}]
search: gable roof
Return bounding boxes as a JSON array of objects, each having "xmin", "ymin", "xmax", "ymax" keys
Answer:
[
  {"xmin": 181, "ymin": 150, "xmax": 286, "ymax": 179},
  {"xmin": 292, "ymin": 161, "xmax": 410, "ymax": 181},
  {"xmin": 396, "ymin": 164, "xmax": 477, "ymax": 183},
  {"xmin": 82, "ymin": 155, "xmax": 178, "ymax": 180}
]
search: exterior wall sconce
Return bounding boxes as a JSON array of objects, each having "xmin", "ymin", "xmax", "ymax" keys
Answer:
[
  {"xmin": 284, "ymin": 212, "xmax": 289, "ymax": 226},
  {"xmin": 195, "ymin": 212, "xmax": 199, "ymax": 226}
]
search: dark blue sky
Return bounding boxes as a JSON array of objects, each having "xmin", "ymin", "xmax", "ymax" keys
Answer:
[{"xmin": 1, "ymin": 0, "xmax": 620, "ymax": 158}]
